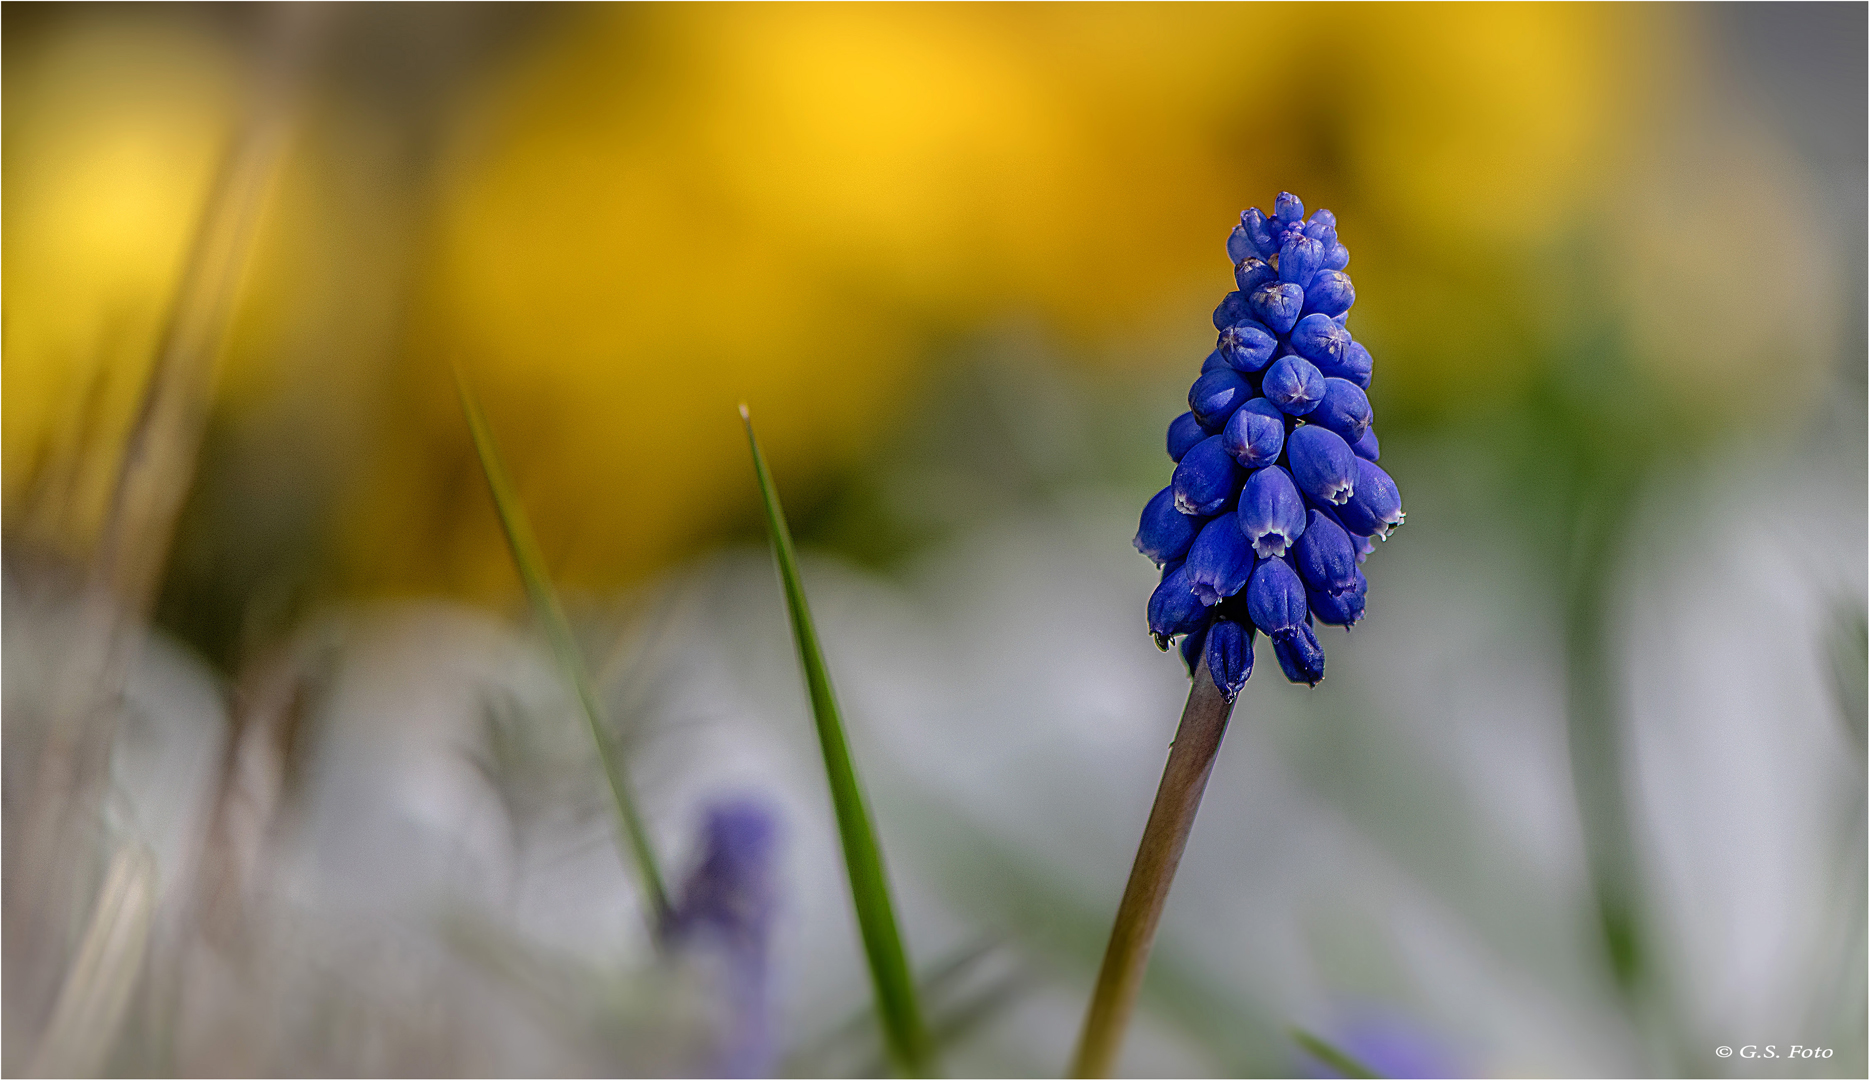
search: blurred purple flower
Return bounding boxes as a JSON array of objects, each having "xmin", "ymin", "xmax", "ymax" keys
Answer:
[
  {"xmin": 665, "ymin": 798, "xmax": 780, "ymax": 1078},
  {"xmin": 1298, "ymin": 1006, "xmax": 1464, "ymax": 1080}
]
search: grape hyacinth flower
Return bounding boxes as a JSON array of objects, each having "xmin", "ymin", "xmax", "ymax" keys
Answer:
[
  {"xmin": 666, "ymin": 799, "xmax": 781, "ymax": 1078},
  {"xmin": 1130, "ymin": 191, "xmax": 1402, "ymax": 698},
  {"xmin": 1088, "ymin": 195, "xmax": 1402, "ymax": 1079}
]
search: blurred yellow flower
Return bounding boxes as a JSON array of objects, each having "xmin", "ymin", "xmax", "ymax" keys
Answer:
[
  {"xmin": 3, "ymin": 21, "xmax": 236, "ymax": 560},
  {"xmin": 351, "ymin": 2, "xmax": 1659, "ymax": 596},
  {"xmin": 8, "ymin": 4, "xmax": 1744, "ymax": 600}
]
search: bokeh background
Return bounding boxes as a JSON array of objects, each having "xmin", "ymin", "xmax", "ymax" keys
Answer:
[{"xmin": 4, "ymin": 3, "xmax": 1864, "ymax": 1077}]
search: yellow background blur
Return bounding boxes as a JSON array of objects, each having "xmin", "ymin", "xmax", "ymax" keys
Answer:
[{"xmin": 2, "ymin": 3, "xmax": 1834, "ymax": 608}]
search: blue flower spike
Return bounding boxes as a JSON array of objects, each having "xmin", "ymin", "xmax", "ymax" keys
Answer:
[
  {"xmin": 1241, "ymin": 207, "xmax": 1276, "ymax": 255},
  {"xmin": 1311, "ymin": 378, "xmax": 1373, "ymax": 443},
  {"xmin": 1184, "ymin": 512, "xmax": 1256, "ymax": 606},
  {"xmin": 1136, "ymin": 193, "xmax": 1401, "ymax": 692},
  {"xmin": 1272, "ymin": 191, "xmax": 1305, "ymax": 228},
  {"xmin": 1178, "ymin": 618, "xmax": 1210, "ymax": 675},
  {"xmin": 1217, "ymin": 320, "xmax": 1278, "ymax": 372},
  {"xmin": 1293, "ymin": 509, "xmax": 1359, "ymax": 597},
  {"xmin": 1222, "ymin": 398, "xmax": 1286, "ymax": 469},
  {"xmin": 1278, "ymin": 235, "xmax": 1326, "ymax": 288},
  {"xmin": 1318, "ymin": 339, "xmax": 1372, "ymax": 388},
  {"xmin": 1136, "ymin": 485, "xmax": 1201, "ymax": 566},
  {"xmin": 1301, "ymin": 270, "xmax": 1355, "ymax": 318},
  {"xmin": 1167, "ymin": 411, "xmax": 1206, "ymax": 460},
  {"xmin": 1204, "ymin": 618, "xmax": 1254, "ymax": 701},
  {"xmin": 1234, "ymin": 258, "xmax": 1276, "ymax": 295},
  {"xmin": 1262, "ymin": 354, "xmax": 1326, "ymax": 415},
  {"xmin": 1286, "ymin": 424, "xmax": 1358, "ymax": 506},
  {"xmin": 1213, "ymin": 290, "xmax": 1251, "ymax": 330},
  {"xmin": 1337, "ymin": 457, "xmax": 1405, "ymax": 539},
  {"xmin": 1290, "ymin": 313, "xmax": 1352, "ymax": 368},
  {"xmin": 1249, "ymin": 282, "xmax": 1305, "ymax": 334},
  {"xmin": 1172, "ymin": 435, "xmax": 1241, "ymax": 515},
  {"xmin": 1237, "ymin": 464, "xmax": 1307, "ymax": 558},
  {"xmin": 1189, "ymin": 368, "xmax": 1253, "ymax": 429},
  {"xmin": 1149, "ymin": 563, "xmax": 1212, "ymax": 647}
]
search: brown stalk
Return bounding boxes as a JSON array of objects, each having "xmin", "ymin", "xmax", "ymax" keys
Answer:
[{"xmin": 1070, "ymin": 653, "xmax": 1236, "ymax": 1078}]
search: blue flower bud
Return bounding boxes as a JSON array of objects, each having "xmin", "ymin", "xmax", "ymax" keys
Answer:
[
  {"xmin": 1188, "ymin": 368, "xmax": 1252, "ymax": 429},
  {"xmin": 1273, "ymin": 192, "xmax": 1305, "ymax": 227},
  {"xmin": 1200, "ymin": 348, "xmax": 1231, "ymax": 374},
  {"xmin": 1135, "ymin": 485, "xmax": 1201, "ymax": 565},
  {"xmin": 1310, "ymin": 378, "xmax": 1372, "ymax": 443},
  {"xmin": 1272, "ymin": 622, "xmax": 1326, "ymax": 685},
  {"xmin": 1336, "ymin": 457, "xmax": 1404, "ymax": 538},
  {"xmin": 1292, "ymin": 507, "xmax": 1357, "ymax": 590},
  {"xmin": 1309, "ymin": 569, "xmax": 1367, "ymax": 627},
  {"xmin": 1304, "ymin": 220, "xmax": 1338, "ymax": 248},
  {"xmin": 1179, "ymin": 617, "xmax": 1211, "ymax": 674},
  {"xmin": 1149, "ymin": 563, "xmax": 1210, "ymax": 645},
  {"xmin": 1287, "ymin": 424, "xmax": 1358, "ymax": 506},
  {"xmin": 1222, "ymin": 397, "xmax": 1285, "ymax": 468},
  {"xmin": 1350, "ymin": 425, "xmax": 1380, "ymax": 461},
  {"xmin": 1249, "ymin": 282, "xmax": 1305, "ymax": 334},
  {"xmin": 1234, "ymin": 257, "xmax": 1275, "ymax": 295},
  {"xmin": 1184, "ymin": 511, "xmax": 1256, "ymax": 605},
  {"xmin": 1323, "ymin": 242, "xmax": 1350, "ymax": 271},
  {"xmin": 1226, "ymin": 224, "xmax": 1253, "ymax": 265},
  {"xmin": 1205, "ymin": 617, "xmax": 1254, "ymax": 701},
  {"xmin": 1261, "ymin": 354, "xmax": 1326, "ymax": 415},
  {"xmin": 1213, "ymin": 290, "xmax": 1250, "ymax": 331},
  {"xmin": 1314, "ymin": 338, "xmax": 1371, "ymax": 388},
  {"xmin": 1278, "ymin": 236, "xmax": 1326, "ymax": 289},
  {"xmin": 1300, "ymin": 270, "xmax": 1355, "ymax": 318},
  {"xmin": 1289, "ymin": 313, "xmax": 1352, "ymax": 367},
  {"xmin": 1217, "ymin": 320, "xmax": 1278, "ymax": 372},
  {"xmin": 1171, "ymin": 435, "xmax": 1241, "ymax": 515},
  {"xmin": 1167, "ymin": 410, "xmax": 1206, "ymax": 460},
  {"xmin": 1246, "ymin": 555, "xmax": 1308, "ymax": 635},
  {"xmin": 1306, "ymin": 208, "xmax": 1336, "ymax": 232},
  {"xmin": 1237, "ymin": 465, "xmax": 1306, "ymax": 557},
  {"xmin": 1241, "ymin": 208, "xmax": 1276, "ymax": 259}
]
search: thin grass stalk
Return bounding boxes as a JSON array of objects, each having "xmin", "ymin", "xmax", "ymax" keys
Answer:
[
  {"xmin": 1070, "ymin": 653, "xmax": 1235, "ymax": 1078},
  {"xmin": 739, "ymin": 406, "xmax": 933, "ymax": 1076},
  {"xmin": 26, "ymin": 844, "xmax": 157, "ymax": 1078},
  {"xmin": 457, "ymin": 370, "xmax": 671, "ymax": 926},
  {"xmin": 91, "ymin": 11, "xmax": 308, "ymax": 614},
  {"xmin": 7, "ymin": 22, "xmax": 307, "ymax": 1066}
]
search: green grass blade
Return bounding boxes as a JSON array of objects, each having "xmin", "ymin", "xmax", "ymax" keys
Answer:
[
  {"xmin": 1290, "ymin": 1027, "xmax": 1382, "ymax": 1079},
  {"xmin": 458, "ymin": 369, "xmax": 671, "ymax": 926},
  {"xmin": 739, "ymin": 405, "xmax": 933, "ymax": 1076}
]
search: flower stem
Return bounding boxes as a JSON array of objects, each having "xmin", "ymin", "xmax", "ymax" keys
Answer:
[{"xmin": 1071, "ymin": 654, "xmax": 1236, "ymax": 1078}]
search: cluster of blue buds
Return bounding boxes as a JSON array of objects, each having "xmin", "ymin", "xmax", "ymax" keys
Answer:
[{"xmin": 1135, "ymin": 193, "xmax": 1402, "ymax": 699}]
